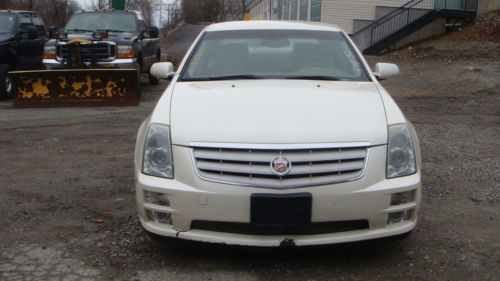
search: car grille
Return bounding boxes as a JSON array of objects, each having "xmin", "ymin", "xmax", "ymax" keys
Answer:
[
  {"xmin": 56, "ymin": 42, "xmax": 116, "ymax": 62},
  {"xmin": 192, "ymin": 144, "xmax": 368, "ymax": 188}
]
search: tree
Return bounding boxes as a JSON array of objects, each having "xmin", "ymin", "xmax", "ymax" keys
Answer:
[
  {"xmin": 89, "ymin": 0, "xmax": 109, "ymax": 9},
  {"xmin": 181, "ymin": 0, "xmax": 247, "ymax": 24},
  {"xmin": 0, "ymin": 0, "xmax": 80, "ymax": 28}
]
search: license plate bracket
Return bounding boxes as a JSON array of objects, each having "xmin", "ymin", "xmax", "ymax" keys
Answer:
[{"xmin": 250, "ymin": 193, "xmax": 312, "ymax": 225}]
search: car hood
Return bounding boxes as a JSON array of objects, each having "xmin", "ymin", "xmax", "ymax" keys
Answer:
[
  {"xmin": 169, "ymin": 80, "xmax": 388, "ymax": 146},
  {"xmin": 62, "ymin": 32, "xmax": 137, "ymax": 44}
]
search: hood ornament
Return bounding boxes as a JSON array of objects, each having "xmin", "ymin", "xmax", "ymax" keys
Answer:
[{"xmin": 270, "ymin": 156, "xmax": 292, "ymax": 176}]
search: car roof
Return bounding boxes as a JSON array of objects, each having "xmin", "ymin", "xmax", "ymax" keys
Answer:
[
  {"xmin": 74, "ymin": 10, "xmax": 140, "ymax": 16},
  {"xmin": 205, "ymin": 21, "xmax": 343, "ymax": 33},
  {"xmin": 0, "ymin": 10, "xmax": 39, "ymax": 14}
]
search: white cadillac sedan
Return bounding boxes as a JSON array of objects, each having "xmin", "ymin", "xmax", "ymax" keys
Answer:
[{"xmin": 134, "ymin": 21, "xmax": 421, "ymax": 247}]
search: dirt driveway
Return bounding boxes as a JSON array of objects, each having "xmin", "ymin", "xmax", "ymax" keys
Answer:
[{"xmin": 0, "ymin": 25, "xmax": 499, "ymax": 281}]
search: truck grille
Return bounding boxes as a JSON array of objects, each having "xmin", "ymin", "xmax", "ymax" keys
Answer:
[
  {"xmin": 56, "ymin": 42, "xmax": 116, "ymax": 62},
  {"xmin": 192, "ymin": 144, "xmax": 368, "ymax": 189}
]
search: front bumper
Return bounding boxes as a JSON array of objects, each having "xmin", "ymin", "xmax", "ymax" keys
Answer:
[
  {"xmin": 136, "ymin": 145, "xmax": 422, "ymax": 247},
  {"xmin": 43, "ymin": 58, "xmax": 137, "ymax": 70}
]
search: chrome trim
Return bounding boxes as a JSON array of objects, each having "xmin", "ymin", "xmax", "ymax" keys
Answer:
[
  {"xmin": 188, "ymin": 142, "xmax": 372, "ymax": 150},
  {"xmin": 55, "ymin": 41, "xmax": 117, "ymax": 62},
  {"xmin": 188, "ymin": 144, "xmax": 372, "ymax": 189}
]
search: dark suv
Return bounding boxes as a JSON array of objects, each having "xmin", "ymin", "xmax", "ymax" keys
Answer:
[{"xmin": 0, "ymin": 10, "xmax": 47, "ymax": 99}]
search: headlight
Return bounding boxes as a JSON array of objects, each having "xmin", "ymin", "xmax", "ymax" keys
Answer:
[
  {"xmin": 117, "ymin": 45, "xmax": 135, "ymax": 59},
  {"xmin": 142, "ymin": 124, "xmax": 173, "ymax": 178},
  {"xmin": 43, "ymin": 45, "xmax": 56, "ymax": 59},
  {"xmin": 387, "ymin": 124, "xmax": 416, "ymax": 178}
]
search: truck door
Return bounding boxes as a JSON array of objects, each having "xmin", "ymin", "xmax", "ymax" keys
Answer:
[
  {"xmin": 138, "ymin": 17, "xmax": 154, "ymax": 71},
  {"xmin": 17, "ymin": 13, "xmax": 42, "ymax": 68}
]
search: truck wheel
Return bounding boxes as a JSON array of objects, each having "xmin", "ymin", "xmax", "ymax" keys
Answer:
[
  {"xmin": 148, "ymin": 72, "xmax": 159, "ymax": 86},
  {"xmin": 0, "ymin": 64, "xmax": 14, "ymax": 100},
  {"xmin": 136, "ymin": 67, "xmax": 142, "ymax": 98}
]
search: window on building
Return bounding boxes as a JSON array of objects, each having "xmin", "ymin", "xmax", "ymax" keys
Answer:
[
  {"xmin": 310, "ymin": 0, "xmax": 322, "ymax": 22},
  {"xmin": 284, "ymin": 0, "xmax": 290, "ymax": 20},
  {"xmin": 299, "ymin": 0, "xmax": 308, "ymax": 21},
  {"xmin": 290, "ymin": 0, "xmax": 298, "ymax": 20}
]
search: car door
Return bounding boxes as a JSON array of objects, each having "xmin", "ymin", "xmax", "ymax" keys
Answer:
[
  {"xmin": 30, "ymin": 13, "xmax": 47, "ymax": 67},
  {"xmin": 16, "ymin": 13, "xmax": 41, "ymax": 68},
  {"xmin": 137, "ymin": 16, "xmax": 154, "ymax": 71}
]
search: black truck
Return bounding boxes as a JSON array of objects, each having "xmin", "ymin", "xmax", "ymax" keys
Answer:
[
  {"xmin": 0, "ymin": 10, "xmax": 47, "ymax": 99},
  {"xmin": 42, "ymin": 10, "xmax": 161, "ymax": 98}
]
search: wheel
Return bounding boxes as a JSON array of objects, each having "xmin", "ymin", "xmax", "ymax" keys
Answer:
[
  {"xmin": 0, "ymin": 64, "xmax": 14, "ymax": 100},
  {"xmin": 136, "ymin": 66, "xmax": 142, "ymax": 98},
  {"xmin": 148, "ymin": 72, "xmax": 159, "ymax": 85}
]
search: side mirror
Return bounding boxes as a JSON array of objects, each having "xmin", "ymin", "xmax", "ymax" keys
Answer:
[
  {"xmin": 150, "ymin": 62, "xmax": 175, "ymax": 80},
  {"xmin": 149, "ymin": 26, "xmax": 159, "ymax": 39},
  {"xmin": 48, "ymin": 26, "xmax": 58, "ymax": 39},
  {"xmin": 373, "ymin": 63, "xmax": 400, "ymax": 80},
  {"xmin": 27, "ymin": 26, "xmax": 38, "ymax": 40}
]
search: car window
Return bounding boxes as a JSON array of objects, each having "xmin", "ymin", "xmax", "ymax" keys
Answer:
[
  {"xmin": 30, "ymin": 15, "xmax": 46, "ymax": 34},
  {"xmin": 19, "ymin": 15, "xmax": 34, "ymax": 31},
  {"xmin": 0, "ymin": 14, "xmax": 16, "ymax": 33},
  {"xmin": 181, "ymin": 30, "xmax": 370, "ymax": 82},
  {"xmin": 65, "ymin": 12, "xmax": 137, "ymax": 32},
  {"xmin": 138, "ymin": 20, "xmax": 146, "ymax": 32}
]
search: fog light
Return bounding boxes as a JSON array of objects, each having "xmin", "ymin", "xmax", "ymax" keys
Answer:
[
  {"xmin": 144, "ymin": 190, "xmax": 170, "ymax": 206},
  {"xmin": 146, "ymin": 210, "xmax": 172, "ymax": 224},
  {"xmin": 387, "ymin": 209, "xmax": 413, "ymax": 224},
  {"xmin": 390, "ymin": 190, "xmax": 415, "ymax": 206}
]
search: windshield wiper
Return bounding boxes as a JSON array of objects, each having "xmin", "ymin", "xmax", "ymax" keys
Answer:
[
  {"xmin": 184, "ymin": 74, "xmax": 265, "ymax": 81},
  {"xmin": 285, "ymin": 75, "xmax": 343, "ymax": 81},
  {"xmin": 97, "ymin": 29, "xmax": 126, "ymax": 33},
  {"xmin": 66, "ymin": 28, "xmax": 94, "ymax": 33}
]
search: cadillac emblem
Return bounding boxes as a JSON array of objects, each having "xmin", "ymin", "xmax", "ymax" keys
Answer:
[{"xmin": 270, "ymin": 156, "xmax": 292, "ymax": 176}]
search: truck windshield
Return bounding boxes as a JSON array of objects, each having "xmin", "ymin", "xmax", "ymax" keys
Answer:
[
  {"xmin": 181, "ymin": 30, "xmax": 370, "ymax": 82},
  {"xmin": 0, "ymin": 14, "xmax": 16, "ymax": 33},
  {"xmin": 65, "ymin": 12, "xmax": 137, "ymax": 32}
]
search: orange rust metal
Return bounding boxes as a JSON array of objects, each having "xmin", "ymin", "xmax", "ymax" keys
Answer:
[{"xmin": 11, "ymin": 69, "xmax": 139, "ymax": 108}]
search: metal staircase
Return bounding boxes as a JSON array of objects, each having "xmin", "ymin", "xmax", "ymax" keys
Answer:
[{"xmin": 351, "ymin": 0, "xmax": 478, "ymax": 54}]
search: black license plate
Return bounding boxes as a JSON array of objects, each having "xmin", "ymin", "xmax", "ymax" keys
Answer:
[{"xmin": 250, "ymin": 193, "xmax": 312, "ymax": 225}]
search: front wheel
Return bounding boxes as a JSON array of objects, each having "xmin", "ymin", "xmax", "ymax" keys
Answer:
[
  {"xmin": 0, "ymin": 64, "xmax": 14, "ymax": 100},
  {"xmin": 148, "ymin": 72, "xmax": 159, "ymax": 86},
  {"xmin": 136, "ymin": 66, "xmax": 142, "ymax": 98}
]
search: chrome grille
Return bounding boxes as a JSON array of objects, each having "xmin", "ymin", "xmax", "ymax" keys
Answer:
[
  {"xmin": 56, "ymin": 42, "xmax": 116, "ymax": 62},
  {"xmin": 192, "ymin": 144, "xmax": 368, "ymax": 189}
]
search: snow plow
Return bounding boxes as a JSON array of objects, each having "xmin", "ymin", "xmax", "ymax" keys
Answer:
[{"xmin": 11, "ymin": 68, "xmax": 139, "ymax": 108}]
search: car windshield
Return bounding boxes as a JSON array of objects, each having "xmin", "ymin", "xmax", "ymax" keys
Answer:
[
  {"xmin": 181, "ymin": 29, "xmax": 370, "ymax": 82},
  {"xmin": 0, "ymin": 14, "xmax": 16, "ymax": 33},
  {"xmin": 65, "ymin": 12, "xmax": 137, "ymax": 32}
]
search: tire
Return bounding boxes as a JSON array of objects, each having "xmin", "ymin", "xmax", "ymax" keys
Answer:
[
  {"xmin": 148, "ymin": 72, "xmax": 159, "ymax": 85},
  {"xmin": 136, "ymin": 66, "xmax": 142, "ymax": 98},
  {"xmin": 0, "ymin": 64, "xmax": 14, "ymax": 100}
]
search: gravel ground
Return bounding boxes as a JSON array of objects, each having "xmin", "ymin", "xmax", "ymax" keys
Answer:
[{"xmin": 0, "ymin": 24, "xmax": 499, "ymax": 281}]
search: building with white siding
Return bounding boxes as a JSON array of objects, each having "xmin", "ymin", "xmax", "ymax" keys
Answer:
[
  {"xmin": 248, "ymin": 0, "xmax": 410, "ymax": 34},
  {"xmin": 248, "ymin": 0, "xmax": 484, "ymax": 53}
]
